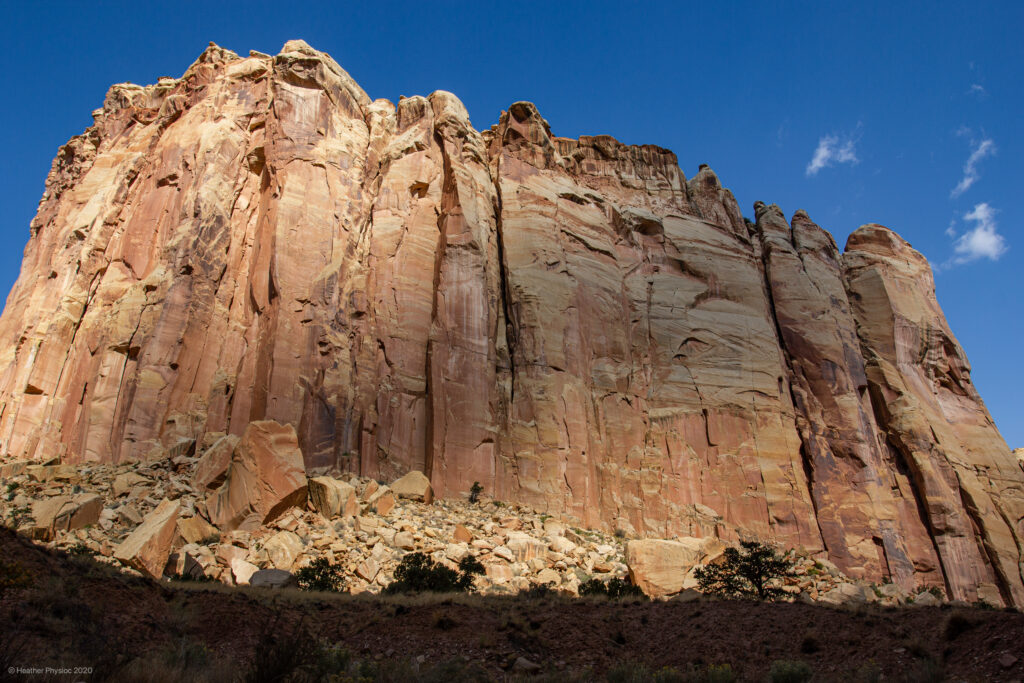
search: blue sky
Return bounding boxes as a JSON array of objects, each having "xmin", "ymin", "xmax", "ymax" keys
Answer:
[{"xmin": 1, "ymin": 1, "xmax": 1020, "ymax": 446}]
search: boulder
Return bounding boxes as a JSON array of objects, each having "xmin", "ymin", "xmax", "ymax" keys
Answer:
[
  {"xmin": 112, "ymin": 472, "xmax": 148, "ymax": 497},
  {"xmin": 231, "ymin": 558, "xmax": 259, "ymax": 585},
  {"xmin": 308, "ymin": 476, "xmax": 357, "ymax": 518},
  {"xmin": 30, "ymin": 494, "xmax": 103, "ymax": 540},
  {"xmin": 818, "ymin": 582, "xmax": 874, "ymax": 606},
  {"xmin": 356, "ymin": 558, "xmax": 380, "ymax": 582},
  {"xmin": 215, "ymin": 544, "xmax": 247, "ymax": 566},
  {"xmin": 390, "ymin": 471, "xmax": 433, "ymax": 503},
  {"xmin": 264, "ymin": 530, "xmax": 303, "ymax": 570},
  {"xmin": 506, "ymin": 531, "xmax": 548, "ymax": 563},
  {"xmin": 113, "ymin": 499, "xmax": 181, "ymax": 578},
  {"xmin": 453, "ymin": 523, "xmax": 473, "ymax": 543},
  {"xmin": 249, "ymin": 569, "xmax": 298, "ymax": 589},
  {"xmin": 626, "ymin": 537, "xmax": 725, "ymax": 598},
  {"xmin": 26, "ymin": 464, "xmax": 80, "ymax": 484},
  {"xmin": 0, "ymin": 461, "xmax": 27, "ymax": 478},
  {"xmin": 365, "ymin": 486, "xmax": 395, "ymax": 515},
  {"xmin": 977, "ymin": 583, "xmax": 1005, "ymax": 607},
  {"xmin": 205, "ymin": 421, "xmax": 308, "ymax": 531},
  {"xmin": 912, "ymin": 591, "xmax": 942, "ymax": 607},
  {"xmin": 193, "ymin": 435, "xmax": 239, "ymax": 491},
  {"xmin": 117, "ymin": 504, "xmax": 143, "ymax": 525},
  {"xmin": 176, "ymin": 516, "xmax": 220, "ymax": 544},
  {"xmin": 169, "ymin": 549, "xmax": 207, "ymax": 580}
]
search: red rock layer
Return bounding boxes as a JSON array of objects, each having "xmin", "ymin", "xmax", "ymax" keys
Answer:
[{"xmin": 0, "ymin": 41, "xmax": 1020, "ymax": 604}]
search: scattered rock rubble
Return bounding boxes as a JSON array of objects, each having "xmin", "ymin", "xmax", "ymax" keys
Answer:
[{"xmin": 0, "ymin": 426, "xmax": 998, "ymax": 607}]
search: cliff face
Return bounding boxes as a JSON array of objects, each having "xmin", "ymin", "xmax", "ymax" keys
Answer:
[{"xmin": 1, "ymin": 41, "xmax": 1020, "ymax": 604}]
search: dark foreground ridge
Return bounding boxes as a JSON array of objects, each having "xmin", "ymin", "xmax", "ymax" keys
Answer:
[{"xmin": 2, "ymin": 527, "xmax": 1022, "ymax": 682}]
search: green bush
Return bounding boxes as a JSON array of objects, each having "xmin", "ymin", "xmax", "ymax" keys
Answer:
[
  {"xmin": 383, "ymin": 552, "xmax": 484, "ymax": 594},
  {"xmin": 693, "ymin": 541, "xmax": 794, "ymax": 600},
  {"xmin": 295, "ymin": 557, "xmax": 346, "ymax": 593},
  {"xmin": 469, "ymin": 481, "xmax": 483, "ymax": 504},
  {"xmin": 578, "ymin": 577, "xmax": 646, "ymax": 599}
]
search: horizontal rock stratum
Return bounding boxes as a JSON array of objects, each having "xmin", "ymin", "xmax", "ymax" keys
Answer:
[{"xmin": 0, "ymin": 40, "xmax": 1021, "ymax": 605}]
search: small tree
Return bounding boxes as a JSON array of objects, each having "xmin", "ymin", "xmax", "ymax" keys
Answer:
[
  {"xmin": 384, "ymin": 552, "xmax": 484, "ymax": 594},
  {"xmin": 469, "ymin": 482, "xmax": 483, "ymax": 504},
  {"xmin": 694, "ymin": 541, "xmax": 795, "ymax": 600},
  {"xmin": 295, "ymin": 557, "xmax": 346, "ymax": 593}
]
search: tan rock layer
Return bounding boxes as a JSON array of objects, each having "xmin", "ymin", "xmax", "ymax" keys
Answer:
[{"xmin": 0, "ymin": 40, "xmax": 1021, "ymax": 604}]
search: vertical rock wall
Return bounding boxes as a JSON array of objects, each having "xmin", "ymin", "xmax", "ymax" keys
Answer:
[{"xmin": 0, "ymin": 40, "xmax": 1020, "ymax": 604}]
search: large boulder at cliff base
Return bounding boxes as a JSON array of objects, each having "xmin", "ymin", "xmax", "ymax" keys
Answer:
[
  {"xmin": 30, "ymin": 494, "xmax": 103, "ymax": 540},
  {"xmin": 626, "ymin": 538, "xmax": 725, "ymax": 598},
  {"xmin": 390, "ymin": 470, "xmax": 433, "ymax": 503},
  {"xmin": 307, "ymin": 476, "xmax": 357, "ymax": 518},
  {"xmin": 205, "ymin": 421, "xmax": 307, "ymax": 532},
  {"xmin": 113, "ymin": 498, "xmax": 181, "ymax": 578}
]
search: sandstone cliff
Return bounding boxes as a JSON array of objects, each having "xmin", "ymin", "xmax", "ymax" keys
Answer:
[{"xmin": 0, "ymin": 41, "xmax": 1020, "ymax": 604}]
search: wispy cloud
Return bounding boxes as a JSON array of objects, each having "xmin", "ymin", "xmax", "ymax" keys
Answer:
[
  {"xmin": 806, "ymin": 132, "xmax": 859, "ymax": 176},
  {"xmin": 950, "ymin": 136, "xmax": 996, "ymax": 197},
  {"xmin": 945, "ymin": 203, "xmax": 1007, "ymax": 266},
  {"xmin": 968, "ymin": 83, "xmax": 987, "ymax": 97}
]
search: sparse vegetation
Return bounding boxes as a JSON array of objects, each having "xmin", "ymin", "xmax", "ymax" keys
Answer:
[
  {"xmin": 383, "ymin": 552, "xmax": 485, "ymax": 594},
  {"xmin": 579, "ymin": 576, "xmax": 647, "ymax": 599},
  {"xmin": 295, "ymin": 556, "xmax": 346, "ymax": 593},
  {"xmin": 67, "ymin": 542, "xmax": 97, "ymax": 557},
  {"xmin": 168, "ymin": 571, "xmax": 217, "ymax": 583},
  {"xmin": 693, "ymin": 541, "xmax": 795, "ymax": 601},
  {"xmin": 469, "ymin": 481, "xmax": 483, "ymax": 504},
  {"xmin": 5, "ymin": 505, "xmax": 32, "ymax": 528}
]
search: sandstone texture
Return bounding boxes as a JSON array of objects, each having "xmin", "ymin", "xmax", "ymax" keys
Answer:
[{"xmin": 0, "ymin": 40, "xmax": 1020, "ymax": 604}]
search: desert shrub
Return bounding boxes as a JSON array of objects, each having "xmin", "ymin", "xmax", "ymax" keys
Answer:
[
  {"xmin": 523, "ymin": 582, "xmax": 554, "ymax": 599},
  {"xmin": 67, "ymin": 542, "xmax": 97, "ymax": 557},
  {"xmin": 383, "ymin": 552, "xmax": 484, "ymax": 594},
  {"xmin": 768, "ymin": 659, "xmax": 812, "ymax": 683},
  {"xmin": 469, "ymin": 481, "xmax": 483, "ymax": 504},
  {"xmin": 168, "ymin": 571, "xmax": 216, "ymax": 583},
  {"xmin": 578, "ymin": 577, "xmax": 646, "ymax": 599},
  {"xmin": 693, "ymin": 541, "xmax": 795, "ymax": 600},
  {"xmin": 295, "ymin": 556, "xmax": 345, "ymax": 593},
  {"xmin": 6, "ymin": 505, "xmax": 32, "ymax": 528}
]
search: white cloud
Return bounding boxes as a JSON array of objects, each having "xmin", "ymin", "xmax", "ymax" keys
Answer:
[
  {"xmin": 806, "ymin": 133, "xmax": 859, "ymax": 176},
  {"xmin": 948, "ymin": 202, "xmax": 1007, "ymax": 265},
  {"xmin": 968, "ymin": 83, "xmax": 987, "ymax": 97},
  {"xmin": 950, "ymin": 137, "xmax": 995, "ymax": 198}
]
